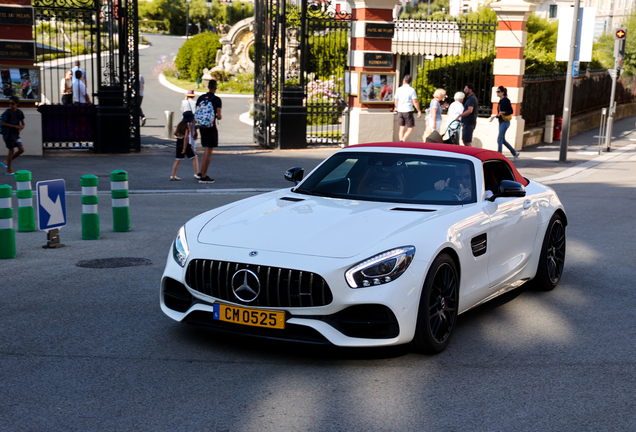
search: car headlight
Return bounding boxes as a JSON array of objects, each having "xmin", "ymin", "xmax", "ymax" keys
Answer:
[
  {"xmin": 345, "ymin": 246, "xmax": 415, "ymax": 288},
  {"xmin": 173, "ymin": 226, "xmax": 190, "ymax": 267}
]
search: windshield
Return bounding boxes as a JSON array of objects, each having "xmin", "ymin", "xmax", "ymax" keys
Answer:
[{"xmin": 294, "ymin": 152, "xmax": 476, "ymax": 205}]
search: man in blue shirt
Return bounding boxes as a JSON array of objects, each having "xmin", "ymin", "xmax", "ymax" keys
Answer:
[
  {"xmin": 457, "ymin": 83, "xmax": 478, "ymax": 147},
  {"xmin": 70, "ymin": 60, "xmax": 86, "ymax": 85}
]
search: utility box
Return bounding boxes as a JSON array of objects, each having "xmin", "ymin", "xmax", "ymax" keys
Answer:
[
  {"xmin": 544, "ymin": 115, "xmax": 555, "ymax": 143},
  {"xmin": 277, "ymin": 88, "xmax": 307, "ymax": 149},
  {"xmin": 94, "ymin": 86, "xmax": 130, "ymax": 154}
]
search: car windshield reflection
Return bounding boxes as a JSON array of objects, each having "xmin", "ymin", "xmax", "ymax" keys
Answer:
[{"xmin": 294, "ymin": 152, "xmax": 476, "ymax": 205}]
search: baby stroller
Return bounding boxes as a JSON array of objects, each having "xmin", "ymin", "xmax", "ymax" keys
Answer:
[
  {"xmin": 442, "ymin": 120, "xmax": 461, "ymax": 145},
  {"xmin": 425, "ymin": 119, "xmax": 461, "ymax": 144}
]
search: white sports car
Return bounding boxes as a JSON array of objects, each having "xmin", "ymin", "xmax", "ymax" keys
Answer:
[{"xmin": 161, "ymin": 143, "xmax": 566, "ymax": 354}]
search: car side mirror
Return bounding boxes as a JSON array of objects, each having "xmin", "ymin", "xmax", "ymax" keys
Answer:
[
  {"xmin": 490, "ymin": 180, "xmax": 526, "ymax": 201},
  {"xmin": 284, "ymin": 167, "xmax": 304, "ymax": 185}
]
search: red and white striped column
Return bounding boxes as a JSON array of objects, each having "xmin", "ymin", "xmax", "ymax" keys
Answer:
[
  {"xmin": 489, "ymin": 0, "xmax": 536, "ymax": 152},
  {"xmin": 347, "ymin": 0, "xmax": 398, "ymax": 145}
]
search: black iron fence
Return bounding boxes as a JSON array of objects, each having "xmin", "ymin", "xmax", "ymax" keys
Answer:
[
  {"xmin": 394, "ymin": 19, "xmax": 497, "ymax": 117},
  {"xmin": 522, "ymin": 70, "xmax": 636, "ymax": 128},
  {"xmin": 305, "ymin": 12, "xmax": 350, "ymax": 145}
]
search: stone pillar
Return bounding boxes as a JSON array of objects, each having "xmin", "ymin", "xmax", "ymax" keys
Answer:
[
  {"xmin": 488, "ymin": 0, "xmax": 536, "ymax": 153},
  {"xmin": 346, "ymin": 0, "xmax": 398, "ymax": 145},
  {"xmin": 0, "ymin": 0, "xmax": 43, "ymax": 157}
]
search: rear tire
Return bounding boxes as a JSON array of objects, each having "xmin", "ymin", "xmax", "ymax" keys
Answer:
[
  {"xmin": 411, "ymin": 253, "xmax": 459, "ymax": 354},
  {"xmin": 530, "ymin": 213, "xmax": 566, "ymax": 291}
]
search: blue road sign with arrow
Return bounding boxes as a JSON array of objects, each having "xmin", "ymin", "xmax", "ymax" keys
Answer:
[{"xmin": 36, "ymin": 179, "xmax": 67, "ymax": 231}]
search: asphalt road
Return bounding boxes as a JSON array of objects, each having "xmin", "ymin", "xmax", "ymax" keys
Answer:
[
  {"xmin": 2, "ymin": 144, "xmax": 636, "ymax": 431},
  {"xmin": 4, "ymin": 34, "xmax": 636, "ymax": 432}
]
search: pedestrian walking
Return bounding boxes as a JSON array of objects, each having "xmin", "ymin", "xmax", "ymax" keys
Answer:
[
  {"xmin": 194, "ymin": 80, "xmax": 222, "ymax": 184},
  {"xmin": 180, "ymin": 89, "xmax": 197, "ymax": 117},
  {"xmin": 70, "ymin": 60, "xmax": 86, "ymax": 85},
  {"xmin": 428, "ymin": 88, "xmax": 448, "ymax": 134},
  {"xmin": 60, "ymin": 69, "xmax": 73, "ymax": 104},
  {"xmin": 1, "ymin": 96, "xmax": 26, "ymax": 176},
  {"xmin": 170, "ymin": 112, "xmax": 199, "ymax": 181},
  {"xmin": 72, "ymin": 70, "xmax": 91, "ymax": 104},
  {"xmin": 129, "ymin": 71, "xmax": 146, "ymax": 126},
  {"xmin": 446, "ymin": 92, "xmax": 465, "ymax": 124},
  {"xmin": 394, "ymin": 74, "xmax": 422, "ymax": 142},
  {"xmin": 489, "ymin": 85, "xmax": 519, "ymax": 159},
  {"xmin": 456, "ymin": 83, "xmax": 478, "ymax": 147}
]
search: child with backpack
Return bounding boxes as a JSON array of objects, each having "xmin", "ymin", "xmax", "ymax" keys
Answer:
[
  {"xmin": 1, "ymin": 96, "xmax": 26, "ymax": 175},
  {"xmin": 170, "ymin": 111, "xmax": 199, "ymax": 181}
]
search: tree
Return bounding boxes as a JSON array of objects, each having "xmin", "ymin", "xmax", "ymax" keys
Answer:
[
  {"xmin": 594, "ymin": 12, "xmax": 636, "ymax": 76},
  {"xmin": 138, "ymin": 0, "xmax": 254, "ymax": 35}
]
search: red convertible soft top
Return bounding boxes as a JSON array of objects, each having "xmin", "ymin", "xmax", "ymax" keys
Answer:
[{"xmin": 349, "ymin": 142, "xmax": 529, "ymax": 186}]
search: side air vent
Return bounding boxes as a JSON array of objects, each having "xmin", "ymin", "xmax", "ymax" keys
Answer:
[
  {"xmin": 280, "ymin": 197, "xmax": 305, "ymax": 202},
  {"xmin": 391, "ymin": 207, "xmax": 436, "ymax": 212},
  {"xmin": 471, "ymin": 233, "xmax": 487, "ymax": 257}
]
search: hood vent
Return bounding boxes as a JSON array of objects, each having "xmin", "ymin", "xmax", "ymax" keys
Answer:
[
  {"xmin": 280, "ymin": 197, "xmax": 305, "ymax": 202},
  {"xmin": 391, "ymin": 207, "xmax": 435, "ymax": 212}
]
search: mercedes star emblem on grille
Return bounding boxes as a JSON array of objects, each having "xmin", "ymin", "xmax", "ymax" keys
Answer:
[
  {"xmin": 249, "ymin": 251, "xmax": 258, "ymax": 257},
  {"xmin": 231, "ymin": 269, "xmax": 261, "ymax": 303}
]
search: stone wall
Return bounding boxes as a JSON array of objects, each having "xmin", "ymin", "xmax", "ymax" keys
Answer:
[{"xmin": 522, "ymin": 102, "xmax": 636, "ymax": 148}]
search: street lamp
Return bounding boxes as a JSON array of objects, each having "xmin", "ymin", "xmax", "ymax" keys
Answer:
[
  {"xmin": 185, "ymin": 0, "xmax": 191, "ymax": 38},
  {"xmin": 206, "ymin": 0, "xmax": 212, "ymax": 32},
  {"xmin": 227, "ymin": 0, "xmax": 233, "ymax": 25}
]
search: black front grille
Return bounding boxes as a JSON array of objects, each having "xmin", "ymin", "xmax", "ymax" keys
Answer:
[{"xmin": 185, "ymin": 259, "xmax": 333, "ymax": 308}]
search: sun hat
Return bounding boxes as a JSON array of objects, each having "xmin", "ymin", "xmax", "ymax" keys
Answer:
[{"xmin": 185, "ymin": 89, "xmax": 196, "ymax": 98}]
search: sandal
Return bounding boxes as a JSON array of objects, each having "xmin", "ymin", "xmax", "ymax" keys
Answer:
[{"xmin": 170, "ymin": 176, "xmax": 182, "ymax": 181}]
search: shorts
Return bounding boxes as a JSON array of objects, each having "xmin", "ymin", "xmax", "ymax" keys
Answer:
[
  {"xmin": 398, "ymin": 112, "xmax": 415, "ymax": 128},
  {"xmin": 462, "ymin": 123, "xmax": 476, "ymax": 143},
  {"xmin": 199, "ymin": 127, "xmax": 218, "ymax": 148},
  {"xmin": 4, "ymin": 138, "xmax": 23, "ymax": 149},
  {"xmin": 176, "ymin": 138, "xmax": 196, "ymax": 160}
]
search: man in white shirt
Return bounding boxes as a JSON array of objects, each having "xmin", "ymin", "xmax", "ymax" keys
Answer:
[
  {"xmin": 393, "ymin": 75, "xmax": 422, "ymax": 142},
  {"xmin": 72, "ymin": 70, "xmax": 91, "ymax": 104}
]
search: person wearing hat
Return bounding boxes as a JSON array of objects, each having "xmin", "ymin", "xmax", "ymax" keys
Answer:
[
  {"xmin": 180, "ymin": 90, "xmax": 199, "ymax": 178},
  {"xmin": 170, "ymin": 110, "xmax": 199, "ymax": 181},
  {"xmin": 180, "ymin": 90, "xmax": 197, "ymax": 116}
]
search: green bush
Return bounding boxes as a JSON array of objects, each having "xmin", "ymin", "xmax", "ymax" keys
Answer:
[
  {"xmin": 217, "ymin": 72, "xmax": 254, "ymax": 94},
  {"xmin": 139, "ymin": 20, "xmax": 168, "ymax": 33},
  {"xmin": 308, "ymin": 29, "xmax": 349, "ymax": 81},
  {"xmin": 175, "ymin": 32, "xmax": 222, "ymax": 80}
]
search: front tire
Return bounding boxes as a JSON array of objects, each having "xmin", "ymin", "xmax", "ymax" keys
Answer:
[
  {"xmin": 411, "ymin": 253, "xmax": 459, "ymax": 354},
  {"xmin": 530, "ymin": 213, "xmax": 566, "ymax": 291}
]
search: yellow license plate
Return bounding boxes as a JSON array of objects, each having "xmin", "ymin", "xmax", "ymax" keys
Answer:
[{"xmin": 213, "ymin": 303, "xmax": 286, "ymax": 329}]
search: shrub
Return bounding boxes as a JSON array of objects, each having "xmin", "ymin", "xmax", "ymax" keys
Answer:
[{"xmin": 175, "ymin": 32, "xmax": 222, "ymax": 80}]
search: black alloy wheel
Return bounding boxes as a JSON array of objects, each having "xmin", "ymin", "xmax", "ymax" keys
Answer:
[
  {"xmin": 531, "ymin": 213, "xmax": 566, "ymax": 291},
  {"xmin": 412, "ymin": 253, "xmax": 459, "ymax": 354}
]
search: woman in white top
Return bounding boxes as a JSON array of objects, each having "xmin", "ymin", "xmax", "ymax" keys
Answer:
[
  {"xmin": 180, "ymin": 89, "xmax": 197, "ymax": 115},
  {"xmin": 60, "ymin": 69, "xmax": 73, "ymax": 104},
  {"xmin": 446, "ymin": 92, "xmax": 465, "ymax": 124},
  {"xmin": 180, "ymin": 90, "xmax": 198, "ymax": 159}
]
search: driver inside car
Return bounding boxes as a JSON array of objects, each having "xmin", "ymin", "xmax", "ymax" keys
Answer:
[{"xmin": 433, "ymin": 164, "xmax": 473, "ymax": 200}]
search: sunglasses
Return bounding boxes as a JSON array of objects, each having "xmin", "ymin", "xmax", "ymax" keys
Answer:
[{"xmin": 8, "ymin": 101, "xmax": 16, "ymax": 105}]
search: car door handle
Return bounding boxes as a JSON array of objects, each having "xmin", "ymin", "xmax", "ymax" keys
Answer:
[{"xmin": 523, "ymin": 200, "xmax": 532, "ymax": 210}]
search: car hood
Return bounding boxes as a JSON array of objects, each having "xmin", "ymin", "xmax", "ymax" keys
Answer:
[{"xmin": 197, "ymin": 191, "xmax": 455, "ymax": 258}]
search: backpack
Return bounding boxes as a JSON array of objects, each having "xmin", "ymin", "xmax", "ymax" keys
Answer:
[{"xmin": 195, "ymin": 97, "xmax": 215, "ymax": 128}]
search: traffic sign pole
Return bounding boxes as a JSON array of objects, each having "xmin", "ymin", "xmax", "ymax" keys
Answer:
[{"xmin": 605, "ymin": 27, "xmax": 627, "ymax": 152}]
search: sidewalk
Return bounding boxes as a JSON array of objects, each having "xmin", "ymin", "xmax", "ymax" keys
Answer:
[{"xmin": 4, "ymin": 114, "xmax": 636, "ymax": 194}]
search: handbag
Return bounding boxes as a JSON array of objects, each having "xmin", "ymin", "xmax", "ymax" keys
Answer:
[{"xmin": 500, "ymin": 113, "xmax": 512, "ymax": 122}]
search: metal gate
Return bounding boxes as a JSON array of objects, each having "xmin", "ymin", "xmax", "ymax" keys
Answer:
[
  {"xmin": 33, "ymin": 0, "xmax": 139, "ymax": 151},
  {"xmin": 394, "ymin": 19, "xmax": 497, "ymax": 117},
  {"xmin": 253, "ymin": 0, "xmax": 351, "ymax": 149}
]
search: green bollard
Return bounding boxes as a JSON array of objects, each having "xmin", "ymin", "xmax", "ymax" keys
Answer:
[
  {"xmin": 110, "ymin": 170, "xmax": 130, "ymax": 232},
  {"xmin": 81, "ymin": 174, "xmax": 100, "ymax": 240},
  {"xmin": 14, "ymin": 170, "xmax": 36, "ymax": 232},
  {"xmin": 0, "ymin": 184, "xmax": 16, "ymax": 259}
]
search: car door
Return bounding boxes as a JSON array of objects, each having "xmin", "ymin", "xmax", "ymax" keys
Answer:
[{"xmin": 482, "ymin": 160, "xmax": 540, "ymax": 288}]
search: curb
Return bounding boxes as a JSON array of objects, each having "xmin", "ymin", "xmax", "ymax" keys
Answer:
[{"xmin": 158, "ymin": 73, "xmax": 253, "ymax": 98}]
